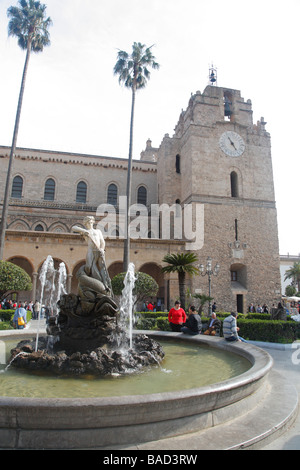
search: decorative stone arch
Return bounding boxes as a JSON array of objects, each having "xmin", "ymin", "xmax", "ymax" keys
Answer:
[
  {"xmin": 8, "ymin": 219, "xmax": 30, "ymax": 231},
  {"xmin": 8, "ymin": 256, "xmax": 34, "ymax": 276},
  {"xmin": 48, "ymin": 222, "xmax": 69, "ymax": 233},
  {"xmin": 31, "ymin": 221, "xmax": 47, "ymax": 232},
  {"xmin": 108, "ymin": 261, "xmax": 123, "ymax": 280}
]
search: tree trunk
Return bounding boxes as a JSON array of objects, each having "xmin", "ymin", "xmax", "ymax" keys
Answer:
[
  {"xmin": 0, "ymin": 41, "xmax": 31, "ymax": 260},
  {"xmin": 178, "ymin": 272, "xmax": 186, "ymax": 308},
  {"xmin": 123, "ymin": 85, "xmax": 136, "ymax": 272}
]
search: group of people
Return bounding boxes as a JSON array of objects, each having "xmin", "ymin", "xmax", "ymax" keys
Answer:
[
  {"xmin": 248, "ymin": 303, "xmax": 269, "ymax": 313},
  {"xmin": 168, "ymin": 301, "xmax": 246, "ymax": 342},
  {"xmin": 168, "ymin": 301, "xmax": 221, "ymax": 336}
]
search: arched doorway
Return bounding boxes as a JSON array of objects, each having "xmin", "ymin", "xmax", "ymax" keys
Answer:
[
  {"xmin": 139, "ymin": 262, "xmax": 165, "ymax": 311},
  {"xmin": 108, "ymin": 262, "xmax": 123, "ymax": 280}
]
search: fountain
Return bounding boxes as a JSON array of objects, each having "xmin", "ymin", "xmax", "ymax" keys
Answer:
[
  {"xmin": 9, "ymin": 216, "xmax": 164, "ymax": 376},
  {"xmin": 0, "ymin": 217, "xmax": 285, "ymax": 450}
]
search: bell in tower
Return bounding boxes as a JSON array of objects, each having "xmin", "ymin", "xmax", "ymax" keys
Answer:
[{"xmin": 209, "ymin": 65, "xmax": 217, "ymax": 86}]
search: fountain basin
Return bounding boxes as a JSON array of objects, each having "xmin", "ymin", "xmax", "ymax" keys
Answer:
[{"xmin": 0, "ymin": 331, "xmax": 272, "ymax": 450}]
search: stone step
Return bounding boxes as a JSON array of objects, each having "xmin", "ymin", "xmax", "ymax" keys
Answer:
[{"xmin": 107, "ymin": 370, "xmax": 298, "ymax": 451}]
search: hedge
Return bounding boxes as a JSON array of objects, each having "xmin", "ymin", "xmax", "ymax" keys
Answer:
[
  {"xmin": 134, "ymin": 311, "xmax": 300, "ymax": 343},
  {"xmin": 237, "ymin": 319, "xmax": 300, "ymax": 343}
]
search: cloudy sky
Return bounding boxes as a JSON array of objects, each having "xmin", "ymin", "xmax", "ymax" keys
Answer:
[{"xmin": 0, "ymin": 0, "xmax": 299, "ymax": 256}]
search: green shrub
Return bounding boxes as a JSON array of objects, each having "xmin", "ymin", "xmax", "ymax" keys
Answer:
[
  {"xmin": 0, "ymin": 261, "xmax": 32, "ymax": 302},
  {"xmin": 0, "ymin": 309, "xmax": 15, "ymax": 322},
  {"xmin": 156, "ymin": 316, "xmax": 171, "ymax": 331},
  {"xmin": 135, "ymin": 311, "xmax": 168, "ymax": 319},
  {"xmin": 135, "ymin": 317, "xmax": 157, "ymax": 330},
  {"xmin": 237, "ymin": 319, "xmax": 300, "ymax": 343},
  {"xmin": 134, "ymin": 310, "xmax": 300, "ymax": 343}
]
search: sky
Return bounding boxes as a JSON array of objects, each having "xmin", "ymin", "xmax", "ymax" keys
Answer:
[{"xmin": 0, "ymin": 0, "xmax": 299, "ymax": 256}]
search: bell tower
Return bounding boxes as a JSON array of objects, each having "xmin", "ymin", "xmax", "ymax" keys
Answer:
[{"xmin": 157, "ymin": 84, "xmax": 281, "ymax": 313}]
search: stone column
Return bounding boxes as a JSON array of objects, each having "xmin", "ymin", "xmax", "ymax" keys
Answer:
[
  {"xmin": 32, "ymin": 272, "xmax": 38, "ymax": 302},
  {"xmin": 67, "ymin": 274, "xmax": 73, "ymax": 294}
]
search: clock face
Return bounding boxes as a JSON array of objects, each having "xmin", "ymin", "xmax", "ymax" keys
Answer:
[{"xmin": 219, "ymin": 131, "xmax": 245, "ymax": 157}]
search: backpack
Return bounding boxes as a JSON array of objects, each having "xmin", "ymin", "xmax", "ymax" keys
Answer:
[
  {"xmin": 18, "ymin": 316, "xmax": 25, "ymax": 326},
  {"xmin": 16, "ymin": 310, "xmax": 25, "ymax": 326}
]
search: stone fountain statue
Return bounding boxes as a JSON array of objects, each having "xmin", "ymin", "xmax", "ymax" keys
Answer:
[
  {"xmin": 9, "ymin": 217, "xmax": 164, "ymax": 376},
  {"xmin": 50, "ymin": 216, "xmax": 120, "ymax": 353}
]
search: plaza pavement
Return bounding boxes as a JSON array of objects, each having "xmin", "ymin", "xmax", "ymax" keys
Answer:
[{"xmin": 1, "ymin": 319, "xmax": 299, "ymax": 450}]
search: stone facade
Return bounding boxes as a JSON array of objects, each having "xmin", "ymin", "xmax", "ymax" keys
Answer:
[{"xmin": 0, "ymin": 85, "xmax": 282, "ymax": 312}]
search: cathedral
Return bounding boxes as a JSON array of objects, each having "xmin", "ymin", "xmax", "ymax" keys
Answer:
[{"xmin": 0, "ymin": 84, "xmax": 282, "ymax": 312}]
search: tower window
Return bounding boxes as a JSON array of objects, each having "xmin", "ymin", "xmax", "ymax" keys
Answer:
[
  {"xmin": 11, "ymin": 176, "xmax": 23, "ymax": 199},
  {"xmin": 230, "ymin": 171, "xmax": 239, "ymax": 197},
  {"xmin": 175, "ymin": 154, "xmax": 181, "ymax": 174},
  {"xmin": 224, "ymin": 91, "xmax": 233, "ymax": 121},
  {"xmin": 107, "ymin": 183, "xmax": 118, "ymax": 206},
  {"xmin": 137, "ymin": 186, "xmax": 147, "ymax": 206},
  {"xmin": 44, "ymin": 178, "xmax": 55, "ymax": 201},
  {"xmin": 76, "ymin": 181, "xmax": 87, "ymax": 203}
]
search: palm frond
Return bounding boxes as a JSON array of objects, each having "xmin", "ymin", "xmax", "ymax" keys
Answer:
[
  {"xmin": 7, "ymin": 0, "xmax": 52, "ymax": 53},
  {"xmin": 162, "ymin": 252, "xmax": 199, "ymax": 275},
  {"xmin": 113, "ymin": 42, "xmax": 159, "ymax": 91}
]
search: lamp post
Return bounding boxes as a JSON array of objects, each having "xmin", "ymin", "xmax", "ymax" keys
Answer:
[{"xmin": 199, "ymin": 257, "xmax": 220, "ymax": 315}]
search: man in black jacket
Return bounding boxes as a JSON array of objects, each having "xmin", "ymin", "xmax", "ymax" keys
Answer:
[{"xmin": 181, "ymin": 305, "xmax": 202, "ymax": 335}]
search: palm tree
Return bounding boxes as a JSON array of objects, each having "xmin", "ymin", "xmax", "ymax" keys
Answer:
[
  {"xmin": 113, "ymin": 42, "xmax": 159, "ymax": 271},
  {"xmin": 284, "ymin": 262, "xmax": 300, "ymax": 292},
  {"xmin": 192, "ymin": 293, "xmax": 214, "ymax": 315},
  {"xmin": 162, "ymin": 252, "xmax": 199, "ymax": 307},
  {"xmin": 0, "ymin": 0, "xmax": 52, "ymax": 260}
]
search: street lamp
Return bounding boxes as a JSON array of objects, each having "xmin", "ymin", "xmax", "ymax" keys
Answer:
[{"xmin": 199, "ymin": 257, "xmax": 220, "ymax": 315}]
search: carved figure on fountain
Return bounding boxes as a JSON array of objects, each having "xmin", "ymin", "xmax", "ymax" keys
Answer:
[
  {"xmin": 47, "ymin": 217, "xmax": 119, "ymax": 350},
  {"xmin": 9, "ymin": 218, "xmax": 164, "ymax": 376}
]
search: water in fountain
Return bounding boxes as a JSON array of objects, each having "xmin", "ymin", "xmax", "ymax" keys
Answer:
[
  {"xmin": 35, "ymin": 257, "xmax": 67, "ymax": 352},
  {"xmin": 119, "ymin": 263, "xmax": 137, "ymax": 349},
  {"xmin": 56, "ymin": 262, "xmax": 67, "ymax": 308},
  {"xmin": 9, "ymin": 257, "xmax": 165, "ymax": 377},
  {"xmin": 35, "ymin": 255, "xmax": 55, "ymax": 351}
]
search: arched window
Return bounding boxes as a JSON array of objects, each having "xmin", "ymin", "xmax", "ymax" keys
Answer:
[
  {"xmin": 230, "ymin": 171, "xmax": 238, "ymax": 198},
  {"xmin": 137, "ymin": 186, "xmax": 147, "ymax": 206},
  {"xmin": 44, "ymin": 178, "xmax": 55, "ymax": 201},
  {"xmin": 11, "ymin": 176, "xmax": 23, "ymax": 199},
  {"xmin": 107, "ymin": 183, "xmax": 118, "ymax": 206},
  {"xmin": 76, "ymin": 181, "xmax": 87, "ymax": 203},
  {"xmin": 35, "ymin": 224, "xmax": 44, "ymax": 232},
  {"xmin": 175, "ymin": 154, "xmax": 181, "ymax": 174}
]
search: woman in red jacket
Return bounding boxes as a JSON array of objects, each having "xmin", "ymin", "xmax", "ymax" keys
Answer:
[{"xmin": 168, "ymin": 301, "xmax": 186, "ymax": 332}]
